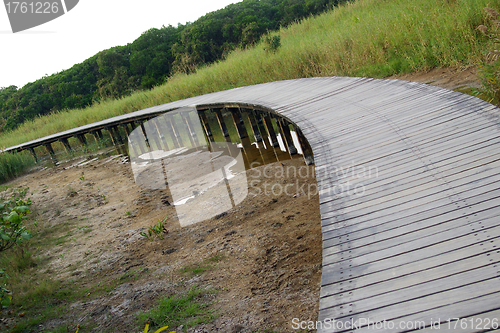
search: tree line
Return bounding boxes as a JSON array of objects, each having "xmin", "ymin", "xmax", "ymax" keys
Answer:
[{"xmin": 0, "ymin": 0, "xmax": 348, "ymax": 133}]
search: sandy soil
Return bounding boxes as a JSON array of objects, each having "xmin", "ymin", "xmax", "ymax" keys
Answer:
[
  {"xmin": 0, "ymin": 66, "xmax": 481, "ymax": 332},
  {"xmin": 2, "ymin": 153, "xmax": 322, "ymax": 333},
  {"xmin": 389, "ymin": 65, "xmax": 480, "ymax": 91}
]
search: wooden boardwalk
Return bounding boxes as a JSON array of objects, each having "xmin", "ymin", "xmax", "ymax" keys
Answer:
[{"xmin": 5, "ymin": 77, "xmax": 500, "ymax": 331}]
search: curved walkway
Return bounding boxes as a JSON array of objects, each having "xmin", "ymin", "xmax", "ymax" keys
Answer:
[{"xmin": 7, "ymin": 77, "xmax": 500, "ymax": 331}]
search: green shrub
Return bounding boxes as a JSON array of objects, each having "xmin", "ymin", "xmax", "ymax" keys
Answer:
[{"xmin": 0, "ymin": 187, "xmax": 32, "ymax": 252}]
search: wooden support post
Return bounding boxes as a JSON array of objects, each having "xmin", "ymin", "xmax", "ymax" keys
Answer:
[
  {"xmin": 214, "ymin": 109, "xmax": 231, "ymax": 143},
  {"xmin": 105, "ymin": 127, "xmax": 117, "ymax": 146},
  {"xmin": 76, "ymin": 134, "xmax": 87, "ymax": 146},
  {"xmin": 28, "ymin": 147, "xmax": 38, "ymax": 163},
  {"xmin": 128, "ymin": 122, "xmax": 147, "ymax": 155},
  {"xmin": 229, "ymin": 107, "xmax": 248, "ymax": 139},
  {"xmin": 165, "ymin": 114, "xmax": 183, "ymax": 148},
  {"xmin": 242, "ymin": 109, "xmax": 268, "ymax": 166},
  {"xmin": 243, "ymin": 109, "xmax": 263, "ymax": 142},
  {"xmin": 127, "ymin": 122, "xmax": 135, "ymax": 133},
  {"xmin": 144, "ymin": 120, "xmax": 162, "ymax": 151},
  {"xmin": 255, "ymin": 111, "xmax": 268, "ymax": 142},
  {"xmin": 60, "ymin": 138, "xmax": 73, "ymax": 153},
  {"xmin": 198, "ymin": 110, "xmax": 215, "ymax": 147},
  {"xmin": 113, "ymin": 126, "xmax": 125, "ymax": 145},
  {"xmin": 262, "ymin": 113, "xmax": 279, "ymax": 148},
  {"xmin": 179, "ymin": 113, "xmax": 197, "ymax": 148},
  {"xmin": 139, "ymin": 123, "xmax": 151, "ymax": 149},
  {"xmin": 276, "ymin": 117, "xmax": 298, "ymax": 155},
  {"xmin": 121, "ymin": 123, "xmax": 131, "ymax": 140},
  {"xmin": 182, "ymin": 112, "xmax": 203, "ymax": 147},
  {"xmin": 156, "ymin": 115, "xmax": 176, "ymax": 149},
  {"xmin": 151, "ymin": 118, "xmax": 169, "ymax": 151},
  {"xmin": 44, "ymin": 143, "xmax": 57, "ymax": 164},
  {"xmin": 127, "ymin": 135, "xmax": 141, "ymax": 158},
  {"xmin": 295, "ymin": 127, "xmax": 314, "ymax": 165},
  {"xmin": 90, "ymin": 131, "xmax": 100, "ymax": 143}
]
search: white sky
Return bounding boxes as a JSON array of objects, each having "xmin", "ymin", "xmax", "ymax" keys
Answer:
[{"xmin": 0, "ymin": 0, "xmax": 239, "ymax": 89}]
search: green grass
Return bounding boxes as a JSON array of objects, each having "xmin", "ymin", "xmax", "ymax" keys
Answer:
[
  {"xmin": 180, "ymin": 252, "xmax": 226, "ymax": 276},
  {"xmin": 0, "ymin": 151, "xmax": 36, "ymax": 184},
  {"xmin": 0, "ymin": 0, "xmax": 497, "ymax": 160},
  {"xmin": 136, "ymin": 286, "xmax": 215, "ymax": 333}
]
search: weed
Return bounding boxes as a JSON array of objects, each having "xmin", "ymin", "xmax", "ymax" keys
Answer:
[
  {"xmin": 180, "ymin": 263, "xmax": 210, "ymax": 275},
  {"xmin": 208, "ymin": 253, "xmax": 226, "ymax": 263},
  {"xmin": 79, "ymin": 172, "xmax": 85, "ymax": 181},
  {"xmin": 136, "ymin": 286, "xmax": 215, "ymax": 333},
  {"xmin": 140, "ymin": 216, "xmax": 168, "ymax": 241},
  {"xmin": 180, "ymin": 252, "xmax": 225, "ymax": 276}
]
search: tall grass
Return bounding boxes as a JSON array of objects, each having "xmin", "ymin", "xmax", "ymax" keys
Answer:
[
  {"xmin": 0, "ymin": 151, "xmax": 36, "ymax": 183},
  {"xmin": 0, "ymin": 0, "xmax": 496, "ymax": 149}
]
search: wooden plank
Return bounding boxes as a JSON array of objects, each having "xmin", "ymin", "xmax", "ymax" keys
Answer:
[
  {"xmin": 414, "ymin": 309, "xmax": 500, "ymax": 333},
  {"xmin": 319, "ymin": 278, "xmax": 500, "ymax": 332},
  {"xmin": 318, "ymin": 295, "xmax": 500, "ymax": 333},
  {"xmin": 322, "ymin": 189, "xmax": 500, "ymax": 245},
  {"xmin": 320, "ymin": 265, "xmax": 500, "ymax": 317},
  {"xmin": 321, "ymin": 219, "xmax": 500, "ymax": 286},
  {"xmin": 320, "ymin": 244, "xmax": 500, "ymax": 299}
]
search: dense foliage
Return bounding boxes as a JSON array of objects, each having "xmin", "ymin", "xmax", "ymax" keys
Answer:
[
  {"xmin": 0, "ymin": 187, "xmax": 33, "ymax": 308},
  {"xmin": 0, "ymin": 0, "xmax": 347, "ymax": 133}
]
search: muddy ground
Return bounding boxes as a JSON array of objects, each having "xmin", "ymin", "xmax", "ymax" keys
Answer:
[{"xmin": 0, "ymin": 67, "xmax": 481, "ymax": 333}]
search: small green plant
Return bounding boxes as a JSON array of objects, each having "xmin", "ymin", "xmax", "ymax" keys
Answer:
[
  {"xmin": 136, "ymin": 286, "xmax": 214, "ymax": 332},
  {"xmin": 79, "ymin": 172, "xmax": 85, "ymax": 181},
  {"xmin": 140, "ymin": 216, "xmax": 168, "ymax": 241},
  {"xmin": 208, "ymin": 253, "xmax": 225, "ymax": 263},
  {"xmin": 180, "ymin": 252, "xmax": 225, "ymax": 276},
  {"xmin": 180, "ymin": 263, "xmax": 210, "ymax": 275}
]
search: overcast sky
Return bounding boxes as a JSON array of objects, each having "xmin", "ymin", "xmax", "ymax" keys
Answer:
[{"xmin": 0, "ymin": 0, "xmax": 238, "ymax": 89}]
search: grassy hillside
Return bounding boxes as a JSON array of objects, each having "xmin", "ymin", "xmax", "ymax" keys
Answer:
[{"xmin": 0, "ymin": 0, "xmax": 496, "ymax": 151}]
